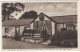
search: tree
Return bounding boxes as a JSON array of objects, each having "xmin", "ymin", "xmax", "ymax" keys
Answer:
[
  {"xmin": 2, "ymin": 3, "xmax": 25, "ymax": 21},
  {"xmin": 19, "ymin": 11, "xmax": 38, "ymax": 19}
]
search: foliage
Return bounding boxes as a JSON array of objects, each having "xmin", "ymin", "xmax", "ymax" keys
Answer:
[
  {"xmin": 51, "ymin": 30, "xmax": 77, "ymax": 42},
  {"xmin": 2, "ymin": 3, "xmax": 25, "ymax": 21},
  {"xmin": 19, "ymin": 11, "xmax": 38, "ymax": 19}
]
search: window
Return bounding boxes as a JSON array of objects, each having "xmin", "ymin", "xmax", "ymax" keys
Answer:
[
  {"xmin": 67, "ymin": 24, "xmax": 73, "ymax": 30},
  {"xmin": 5, "ymin": 28, "xmax": 9, "ymax": 33}
]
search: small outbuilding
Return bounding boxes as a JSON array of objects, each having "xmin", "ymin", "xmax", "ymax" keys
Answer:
[{"xmin": 2, "ymin": 19, "xmax": 33, "ymax": 37}]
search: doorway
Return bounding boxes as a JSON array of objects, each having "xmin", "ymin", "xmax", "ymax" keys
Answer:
[{"xmin": 15, "ymin": 26, "xmax": 20, "ymax": 40}]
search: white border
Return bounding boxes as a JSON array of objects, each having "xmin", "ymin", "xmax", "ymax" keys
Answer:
[
  {"xmin": 0, "ymin": 0, "xmax": 78, "ymax": 2},
  {"xmin": 0, "ymin": 0, "xmax": 80, "ymax": 52}
]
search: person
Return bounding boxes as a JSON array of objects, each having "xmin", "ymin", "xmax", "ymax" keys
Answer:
[{"xmin": 41, "ymin": 24, "xmax": 48, "ymax": 43}]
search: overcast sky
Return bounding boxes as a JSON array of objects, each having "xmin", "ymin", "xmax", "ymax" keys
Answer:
[{"xmin": 11, "ymin": 2, "xmax": 77, "ymax": 19}]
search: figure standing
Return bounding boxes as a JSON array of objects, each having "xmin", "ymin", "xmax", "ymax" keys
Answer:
[{"xmin": 41, "ymin": 24, "xmax": 48, "ymax": 43}]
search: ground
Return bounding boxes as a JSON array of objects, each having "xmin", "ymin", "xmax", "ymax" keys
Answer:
[
  {"xmin": 2, "ymin": 38, "xmax": 65, "ymax": 49},
  {"xmin": 2, "ymin": 38, "xmax": 75, "ymax": 49}
]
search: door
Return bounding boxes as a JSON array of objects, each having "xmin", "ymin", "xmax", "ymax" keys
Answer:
[{"xmin": 15, "ymin": 26, "xmax": 20, "ymax": 38}]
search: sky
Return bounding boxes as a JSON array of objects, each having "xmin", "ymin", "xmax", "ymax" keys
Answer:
[{"xmin": 11, "ymin": 2, "xmax": 77, "ymax": 19}]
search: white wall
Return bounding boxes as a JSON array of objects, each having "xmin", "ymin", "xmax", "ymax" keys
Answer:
[
  {"xmin": 2, "ymin": 25, "xmax": 34, "ymax": 37},
  {"xmin": 31, "ymin": 23, "xmax": 33, "ymax": 29},
  {"xmin": 51, "ymin": 21, "xmax": 55, "ymax": 36},
  {"xmin": 2, "ymin": 26, "xmax": 15, "ymax": 37},
  {"xmin": 20, "ymin": 26, "xmax": 24, "ymax": 35}
]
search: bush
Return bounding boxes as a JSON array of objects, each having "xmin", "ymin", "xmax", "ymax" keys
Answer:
[
  {"xmin": 51, "ymin": 30, "xmax": 77, "ymax": 42},
  {"xmin": 50, "ymin": 30, "xmax": 77, "ymax": 47}
]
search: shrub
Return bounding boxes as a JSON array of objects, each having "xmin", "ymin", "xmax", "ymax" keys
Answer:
[{"xmin": 51, "ymin": 30, "xmax": 77, "ymax": 42}]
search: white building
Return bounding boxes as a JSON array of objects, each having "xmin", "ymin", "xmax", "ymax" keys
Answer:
[{"xmin": 2, "ymin": 19, "xmax": 33, "ymax": 37}]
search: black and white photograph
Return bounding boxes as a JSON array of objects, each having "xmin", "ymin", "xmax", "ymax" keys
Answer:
[{"xmin": 1, "ymin": 1, "xmax": 78, "ymax": 50}]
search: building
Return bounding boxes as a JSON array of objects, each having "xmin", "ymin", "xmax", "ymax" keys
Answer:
[
  {"xmin": 2, "ymin": 13, "xmax": 77, "ymax": 37},
  {"xmin": 30, "ymin": 13, "xmax": 77, "ymax": 36},
  {"xmin": 2, "ymin": 19, "xmax": 33, "ymax": 37}
]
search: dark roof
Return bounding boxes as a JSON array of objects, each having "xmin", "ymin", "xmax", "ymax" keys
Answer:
[
  {"xmin": 51, "ymin": 15, "xmax": 77, "ymax": 23},
  {"xmin": 2, "ymin": 19, "xmax": 33, "ymax": 26},
  {"xmin": 31, "ymin": 13, "xmax": 77, "ymax": 24}
]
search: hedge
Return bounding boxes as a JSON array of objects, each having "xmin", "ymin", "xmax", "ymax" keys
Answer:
[{"xmin": 51, "ymin": 30, "xmax": 77, "ymax": 42}]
